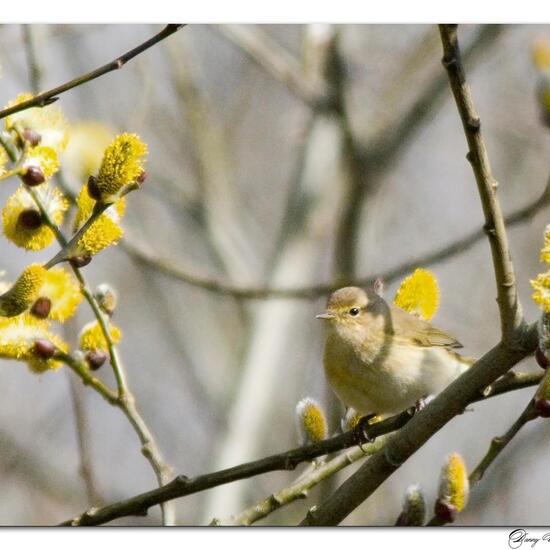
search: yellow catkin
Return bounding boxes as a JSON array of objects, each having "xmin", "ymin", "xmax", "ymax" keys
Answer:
[
  {"xmin": 532, "ymin": 271, "xmax": 550, "ymax": 314},
  {"xmin": 0, "ymin": 264, "xmax": 47, "ymax": 317},
  {"xmin": 438, "ymin": 452, "xmax": 469, "ymax": 512},
  {"xmin": 394, "ymin": 268, "xmax": 440, "ymax": 321},
  {"xmin": 2, "ymin": 185, "xmax": 68, "ymax": 251},
  {"xmin": 73, "ymin": 186, "xmax": 126, "ymax": 256},
  {"xmin": 79, "ymin": 320, "xmax": 122, "ymax": 351},
  {"xmin": 95, "ymin": 133, "xmax": 147, "ymax": 201},
  {"xmin": 295, "ymin": 397, "xmax": 328, "ymax": 444},
  {"xmin": 5, "ymin": 92, "xmax": 68, "ymax": 152},
  {"xmin": 0, "ymin": 314, "xmax": 68, "ymax": 373},
  {"xmin": 34, "ymin": 267, "xmax": 83, "ymax": 323}
]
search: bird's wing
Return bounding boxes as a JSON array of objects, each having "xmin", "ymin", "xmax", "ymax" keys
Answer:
[{"xmin": 390, "ymin": 304, "xmax": 463, "ymax": 349}]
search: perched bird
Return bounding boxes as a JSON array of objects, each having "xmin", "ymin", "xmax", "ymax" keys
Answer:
[{"xmin": 317, "ymin": 286, "xmax": 474, "ymax": 416}]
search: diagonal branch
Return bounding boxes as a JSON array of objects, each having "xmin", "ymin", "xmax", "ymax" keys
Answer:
[
  {"xmin": 0, "ymin": 24, "xmax": 184, "ymax": 121},
  {"xmin": 439, "ymin": 24, "xmax": 524, "ymax": 345},
  {"xmin": 59, "ymin": 368, "xmax": 540, "ymax": 526}
]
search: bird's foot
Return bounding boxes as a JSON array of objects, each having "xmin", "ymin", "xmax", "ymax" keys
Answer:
[{"xmin": 353, "ymin": 413, "xmax": 380, "ymax": 451}]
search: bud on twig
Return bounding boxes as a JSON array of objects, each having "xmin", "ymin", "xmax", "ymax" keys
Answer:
[
  {"xmin": 70, "ymin": 255, "xmax": 92, "ymax": 268},
  {"xmin": 86, "ymin": 349, "xmax": 108, "ymax": 370},
  {"xmin": 22, "ymin": 128, "xmax": 42, "ymax": 147},
  {"xmin": 31, "ymin": 296, "xmax": 52, "ymax": 319},
  {"xmin": 18, "ymin": 209, "xmax": 43, "ymax": 230},
  {"xmin": 435, "ymin": 452, "xmax": 469, "ymax": 523},
  {"xmin": 22, "ymin": 166, "xmax": 45, "ymax": 186},
  {"xmin": 340, "ymin": 407, "xmax": 362, "ymax": 432},
  {"xmin": 536, "ymin": 347, "xmax": 549, "ymax": 370},
  {"xmin": 295, "ymin": 397, "xmax": 328, "ymax": 445},
  {"xmin": 94, "ymin": 283, "xmax": 118, "ymax": 316},
  {"xmin": 87, "ymin": 175, "xmax": 101, "ymax": 201},
  {"xmin": 395, "ymin": 484, "xmax": 426, "ymax": 526},
  {"xmin": 33, "ymin": 339, "xmax": 56, "ymax": 359}
]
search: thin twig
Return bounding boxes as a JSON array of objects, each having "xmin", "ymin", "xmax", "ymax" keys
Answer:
[
  {"xmin": 439, "ymin": 24, "xmax": 524, "ymax": 345},
  {"xmin": 60, "ymin": 367, "xmax": 540, "ymax": 526},
  {"xmin": 217, "ymin": 433, "xmax": 390, "ymax": 526},
  {"xmin": 0, "ymin": 24, "xmax": 184, "ymax": 121},
  {"xmin": 468, "ymin": 401, "xmax": 537, "ymax": 485}
]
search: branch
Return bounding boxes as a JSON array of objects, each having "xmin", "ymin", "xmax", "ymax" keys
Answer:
[
  {"xmin": 0, "ymin": 24, "xmax": 183, "ymax": 121},
  {"xmin": 439, "ymin": 24, "xmax": 524, "ymax": 344},
  {"xmin": 119, "ymin": 177, "xmax": 550, "ymax": 300},
  {"xmin": 60, "ymin": 368, "xmax": 539, "ymax": 526},
  {"xmin": 468, "ymin": 401, "xmax": 537, "ymax": 485},
  {"xmin": 218, "ymin": 434, "xmax": 390, "ymax": 526}
]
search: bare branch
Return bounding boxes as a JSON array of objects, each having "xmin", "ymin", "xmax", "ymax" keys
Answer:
[
  {"xmin": 119, "ymin": 178, "xmax": 550, "ymax": 299},
  {"xmin": 219, "ymin": 435, "xmax": 390, "ymax": 526},
  {"xmin": 0, "ymin": 24, "xmax": 183, "ymax": 121},
  {"xmin": 439, "ymin": 24, "xmax": 524, "ymax": 344},
  {"xmin": 60, "ymin": 367, "xmax": 539, "ymax": 526}
]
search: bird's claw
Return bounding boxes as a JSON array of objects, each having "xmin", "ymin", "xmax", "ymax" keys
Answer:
[{"xmin": 353, "ymin": 413, "xmax": 378, "ymax": 451}]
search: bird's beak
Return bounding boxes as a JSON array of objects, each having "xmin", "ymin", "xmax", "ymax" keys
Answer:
[{"xmin": 316, "ymin": 311, "xmax": 335, "ymax": 320}]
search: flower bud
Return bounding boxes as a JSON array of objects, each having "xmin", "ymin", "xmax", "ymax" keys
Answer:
[
  {"xmin": 340, "ymin": 408, "xmax": 362, "ymax": 432},
  {"xmin": 85, "ymin": 349, "xmax": 108, "ymax": 370},
  {"xmin": 33, "ymin": 338, "xmax": 56, "ymax": 359},
  {"xmin": 22, "ymin": 166, "xmax": 45, "ymax": 186},
  {"xmin": 70, "ymin": 255, "xmax": 92, "ymax": 268},
  {"xmin": 535, "ymin": 363, "xmax": 550, "ymax": 418},
  {"xmin": 534, "ymin": 398, "xmax": 550, "ymax": 418},
  {"xmin": 87, "ymin": 175, "xmax": 101, "ymax": 201},
  {"xmin": 536, "ymin": 347, "xmax": 549, "ymax": 370},
  {"xmin": 94, "ymin": 283, "xmax": 117, "ymax": 316},
  {"xmin": 31, "ymin": 296, "xmax": 52, "ymax": 319},
  {"xmin": 396, "ymin": 484, "xmax": 426, "ymax": 526},
  {"xmin": 136, "ymin": 170, "xmax": 147, "ymax": 184},
  {"xmin": 22, "ymin": 128, "xmax": 42, "ymax": 147},
  {"xmin": 434, "ymin": 499, "xmax": 457, "ymax": 524},
  {"xmin": 17, "ymin": 209, "xmax": 43, "ymax": 230},
  {"xmin": 436, "ymin": 452, "xmax": 469, "ymax": 522},
  {"xmin": 79, "ymin": 320, "xmax": 122, "ymax": 352},
  {"xmin": 295, "ymin": 397, "xmax": 328, "ymax": 445}
]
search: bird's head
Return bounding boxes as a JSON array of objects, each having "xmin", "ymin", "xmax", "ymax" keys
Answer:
[{"xmin": 316, "ymin": 286, "xmax": 375, "ymax": 330}]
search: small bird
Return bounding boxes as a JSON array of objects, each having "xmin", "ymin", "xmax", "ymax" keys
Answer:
[{"xmin": 317, "ymin": 286, "xmax": 475, "ymax": 416}]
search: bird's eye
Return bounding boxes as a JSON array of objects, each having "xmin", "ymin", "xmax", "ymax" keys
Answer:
[{"xmin": 349, "ymin": 307, "xmax": 360, "ymax": 316}]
